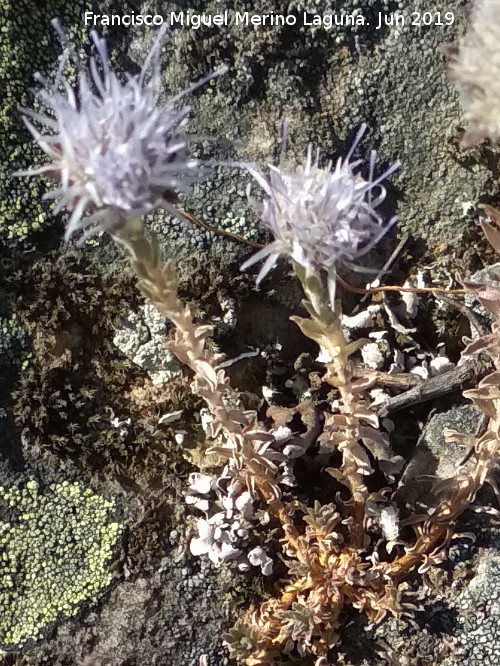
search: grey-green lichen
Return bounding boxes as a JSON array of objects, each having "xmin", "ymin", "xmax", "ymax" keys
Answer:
[
  {"xmin": 113, "ymin": 304, "xmax": 181, "ymax": 385},
  {"xmin": 0, "ymin": 313, "xmax": 30, "ymax": 371},
  {"xmin": 0, "ymin": 478, "xmax": 121, "ymax": 649}
]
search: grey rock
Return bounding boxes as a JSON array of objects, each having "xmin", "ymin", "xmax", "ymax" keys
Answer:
[
  {"xmin": 397, "ymin": 402, "xmax": 482, "ymax": 510},
  {"xmin": 113, "ymin": 304, "xmax": 181, "ymax": 384}
]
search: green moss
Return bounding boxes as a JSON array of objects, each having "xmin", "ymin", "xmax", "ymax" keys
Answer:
[
  {"xmin": 11, "ymin": 249, "xmax": 194, "ymax": 486},
  {"xmin": 0, "ymin": 479, "xmax": 121, "ymax": 649}
]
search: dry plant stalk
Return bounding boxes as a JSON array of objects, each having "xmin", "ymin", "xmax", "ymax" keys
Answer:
[
  {"xmin": 224, "ymin": 265, "xmax": 407, "ymax": 665},
  {"xmin": 114, "ymin": 221, "xmax": 406, "ymax": 664},
  {"xmin": 113, "ymin": 220, "xmax": 298, "ymax": 537}
]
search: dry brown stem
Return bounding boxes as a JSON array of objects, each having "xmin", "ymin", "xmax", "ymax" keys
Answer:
[{"xmin": 112, "ymin": 220, "xmax": 298, "ymax": 537}]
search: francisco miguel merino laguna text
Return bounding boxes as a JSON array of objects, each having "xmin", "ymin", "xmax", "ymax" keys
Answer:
[{"xmin": 84, "ymin": 10, "xmax": 369, "ymax": 29}]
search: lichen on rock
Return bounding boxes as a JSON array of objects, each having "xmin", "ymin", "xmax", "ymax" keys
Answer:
[{"xmin": 0, "ymin": 478, "xmax": 122, "ymax": 649}]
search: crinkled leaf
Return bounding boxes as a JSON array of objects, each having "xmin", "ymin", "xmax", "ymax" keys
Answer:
[
  {"xmin": 462, "ymin": 280, "xmax": 500, "ymax": 318},
  {"xmin": 327, "ymin": 414, "xmax": 350, "ymax": 428},
  {"xmin": 225, "ymin": 409, "xmax": 249, "ymax": 425},
  {"xmin": 317, "ymin": 431, "xmax": 347, "ymax": 453},
  {"xmin": 354, "ymin": 407, "xmax": 379, "ymax": 428},
  {"xmin": 479, "ymin": 371, "xmax": 500, "ymax": 387},
  {"xmin": 347, "ymin": 441, "xmax": 373, "ymax": 474},
  {"xmin": 465, "ymin": 396, "xmax": 497, "ymax": 419},
  {"xmin": 326, "ymin": 466, "xmax": 349, "ymax": 487},
  {"xmin": 378, "ymin": 456, "xmax": 405, "ymax": 480},
  {"xmin": 248, "ymin": 430, "xmax": 276, "ymax": 442},
  {"xmin": 196, "ymin": 360, "xmax": 219, "ymax": 392},
  {"xmin": 463, "ymin": 334, "xmax": 495, "ymax": 356},
  {"xmin": 359, "ymin": 426, "xmax": 392, "ymax": 457},
  {"xmin": 479, "ymin": 204, "xmax": 500, "ymax": 254},
  {"xmin": 248, "ymin": 456, "xmax": 278, "ymax": 475}
]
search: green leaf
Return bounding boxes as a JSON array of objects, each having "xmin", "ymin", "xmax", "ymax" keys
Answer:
[{"xmin": 290, "ymin": 315, "xmax": 327, "ymax": 346}]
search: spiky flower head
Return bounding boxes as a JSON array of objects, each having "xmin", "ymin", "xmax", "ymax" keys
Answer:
[
  {"xmin": 17, "ymin": 20, "xmax": 226, "ymax": 243},
  {"xmin": 241, "ymin": 125, "xmax": 399, "ymax": 304}
]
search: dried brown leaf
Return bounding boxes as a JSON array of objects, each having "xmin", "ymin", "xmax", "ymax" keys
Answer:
[
  {"xmin": 479, "ymin": 204, "xmax": 500, "ymax": 255},
  {"xmin": 353, "ymin": 407, "xmax": 379, "ymax": 428},
  {"xmin": 462, "ymin": 281, "xmax": 500, "ymax": 318}
]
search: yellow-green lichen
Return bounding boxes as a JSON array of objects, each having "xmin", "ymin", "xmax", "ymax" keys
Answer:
[{"xmin": 0, "ymin": 479, "xmax": 122, "ymax": 648}]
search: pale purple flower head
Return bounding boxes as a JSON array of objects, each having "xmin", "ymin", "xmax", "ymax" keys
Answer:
[
  {"xmin": 17, "ymin": 20, "xmax": 226, "ymax": 243},
  {"xmin": 241, "ymin": 125, "xmax": 399, "ymax": 304}
]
